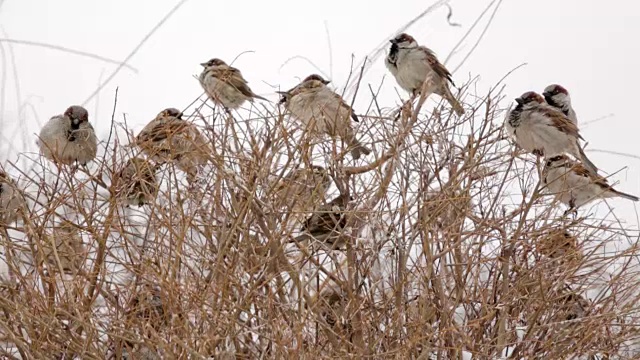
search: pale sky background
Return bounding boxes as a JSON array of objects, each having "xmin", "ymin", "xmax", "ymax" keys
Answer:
[{"xmin": 1, "ymin": 0, "xmax": 639, "ymax": 225}]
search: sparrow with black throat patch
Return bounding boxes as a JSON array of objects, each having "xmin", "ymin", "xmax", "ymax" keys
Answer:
[
  {"xmin": 505, "ymin": 91, "xmax": 598, "ymax": 175},
  {"xmin": 37, "ymin": 105, "xmax": 98, "ymax": 166},
  {"xmin": 543, "ymin": 84, "xmax": 577, "ymax": 125},
  {"xmin": 385, "ymin": 33, "xmax": 464, "ymax": 116}
]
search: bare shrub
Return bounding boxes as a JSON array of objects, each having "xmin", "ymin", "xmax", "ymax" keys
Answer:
[{"xmin": 0, "ymin": 72, "xmax": 637, "ymax": 360}]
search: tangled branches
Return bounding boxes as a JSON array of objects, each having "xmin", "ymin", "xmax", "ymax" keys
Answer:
[{"xmin": 0, "ymin": 73, "xmax": 638, "ymax": 359}]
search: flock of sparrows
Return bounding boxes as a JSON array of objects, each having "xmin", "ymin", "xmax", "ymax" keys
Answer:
[
  {"xmin": 505, "ymin": 86, "xmax": 639, "ymax": 212},
  {"xmin": 0, "ymin": 32, "xmax": 636, "ymax": 244}
]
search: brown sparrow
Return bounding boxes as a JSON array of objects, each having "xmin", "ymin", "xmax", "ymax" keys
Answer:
[
  {"xmin": 199, "ymin": 58, "xmax": 267, "ymax": 109},
  {"xmin": 278, "ymin": 74, "xmax": 371, "ymax": 160},
  {"xmin": 271, "ymin": 164, "xmax": 332, "ymax": 213},
  {"xmin": 37, "ymin": 105, "xmax": 98, "ymax": 165},
  {"xmin": 505, "ymin": 91, "xmax": 598, "ymax": 174},
  {"xmin": 385, "ymin": 33, "xmax": 464, "ymax": 116},
  {"xmin": 114, "ymin": 157, "xmax": 159, "ymax": 207},
  {"xmin": 294, "ymin": 194, "xmax": 353, "ymax": 247},
  {"xmin": 135, "ymin": 108, "xmax": 210, "ymax": 182},
  {"xmin": 543, "ymin": 155, "xmax": 638, "ymax": 211},
  {"xmin": 543, "ymin": 84, "xmax": 577, "ymax": 125},
  {"xmin": 0, "ymin": 171, "xmax": 26, "ymax": 226},
  {"xmin": 43, "ymin": 220, "xmax": 86, "ymax": 274}
]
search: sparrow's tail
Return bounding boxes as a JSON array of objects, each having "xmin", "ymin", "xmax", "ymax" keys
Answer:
[
  {"xmin": 350, "ymin": 140, "xmax": 371, "ymax": 160},
  {"xmin": 611, "ymin": 188, "xmax": 640, "ymax": 202},
  {"xmin": 252, "ymin": 93, "xmax": 270, "ymax": 102},
  {"xmin": 441, "ymin": 86, "xmax": 464, "ymax": 116},
  {"xmin": 577, "ymin": 146, "xmax": 599, "ymax": 175}
]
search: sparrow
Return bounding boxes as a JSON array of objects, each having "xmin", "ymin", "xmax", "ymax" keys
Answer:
[
  {"xmin": 0, "ymin": 171, "xmax": 26, "ymax": 226},
  {"xmin": 135, "ymin": 108, "xmax": 210, "ymax": 182},
  {"xmin": 37, "ymin": 105, "xmax": 98, "ymax": 165},
  {"xmin": 505, "ymin": 91, "xmax": 598, "ymax": 174},
  {"xmin": 543, "ymin": 84, "xmax": 577, "ymax": 125},
  {"xmin": 127, "ymin": 283, "xmax": 167, "ymax": 328},
  {"xmin": 271, "ymin": 164, "xmax": 332, "ymax": 213},
  {"xmin": 294, "ymin": 193, "xmax": 353, "ymax": 247},
  {"xmin": 43, "ymin": 220, "xmax": 86, "ymax": 274},
  {"xmin": 543, "ymin": 155, "xmax": 639, "ymax": 211},
  {"xmin": 385, "ymin": 33, "xmax": 464, "ymax": 116},
  {"xmin": 114, "ymin": 157, "xmax": 159, "ymax": 207},
  {"xmin": 277, "ymin": 74, "xmax": 371, "ymax": 160},
  {"xmin": 199, "ymin": 58, "xmax": 267, "ymax": 110}
]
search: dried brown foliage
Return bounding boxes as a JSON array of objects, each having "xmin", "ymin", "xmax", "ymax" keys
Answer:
[{"xmin": 0, "ymin": 73, "xmax": 638, "ymax": 360}]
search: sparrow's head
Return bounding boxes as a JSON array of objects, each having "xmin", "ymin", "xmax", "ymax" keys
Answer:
[
  {"xmin": 200, "ymin": 58, "xmax": 226, "ymax": 68},
  {"xmin": 390, "ymin": 33, "xmax": 418, "ymax": 48},
  {"xmin": 64, "ymin": 105, "xmax": 89, "ymax": 126},
  {"xmin": 303, "ymin": 74, "xmax": 330, "ymax": 85},
  {"xmin": 310, "ymin": 164, "xmax": 326, "ymax": 173},
  {"xmin": 310, "ymin": 165, "xmax": 330, "ymax": 181},
  {"xmin": 158, "ymin": 107, "xmax": 183, "ymax": 119},
  {"xmin": 545, "ymin": 155, "xmax": 571, "ymax": 169},
  {"xmin": 542, "ymin": 84, "xmax": 571, "ymax": 106},
  {"xmin": 515, "ymin": 91, "xmax": 544, "ymax": 107},
  {"xmin": 329, "ymin": 193, "xmax": 354, "ymax": 206}
]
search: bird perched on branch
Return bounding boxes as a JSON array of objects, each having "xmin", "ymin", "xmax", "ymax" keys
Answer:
[
  {"xmin": 385, "ymin": 33, "xmax": 464, "ymax": 116},
  {"xmin": 135, "ymin": 108, "xmax": 210, "ymax": 182},
  {"xmin": 0, "ymin": 171, "xmax": 26, "ymax": 226},
  {"xmin": 294, "ymin": 193, "xmax": 353, "ymax": 247},
  {"xmin": 271, "ymin": 165, "xmax": 332, "ymax": 215},
  {"xmin": 43, "ymin": 220, "xmax": 86, "ymax": 274},
  {"xmin": 114, "ymin": 157, "xmax": 160, "ymax": 207},
  {"xmin": 543, "ymin": 84, "xmax": 577, "ymax": 125},
  {"xmin": 278, "ymin": 74, "xmax": 371, "ymax": 160},
  {"xmin": 505, "ymin": 91, "xmax": 598, "ymax": 175},
  {"xmin": 37, "ymin": 105, "xmax": 98, "ymax": 166},
  {"xmin": 543, "ymin": 155, "xmax": 638, "ymax": 212},
  {"xmin": 199, "ymin": 58, "xmax": 267, "ymax": 110}
]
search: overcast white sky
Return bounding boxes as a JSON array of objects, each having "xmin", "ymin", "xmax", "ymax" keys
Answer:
[{"xmin": 1, "ymin": 0, "xmax": 639, "ymax": 224}]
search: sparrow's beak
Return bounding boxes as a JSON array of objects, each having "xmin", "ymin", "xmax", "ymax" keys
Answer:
[
  {"xmin": 515, "ymin": 98, "xmax": 524, "ymax": 105},
  {"xmin": 199, "ymin": 62, "xmax": 208, "ymax": 67},
  {"xmin": 323, "ymin": 80, "xmax": 331, "ymax": 85},
  {"xmin": 276, "ymin": 91, "xmax": 288, "ymax": 104},
  {"xmin": 72, "ymin": 119, "xmax": 80, "ymax": 125},
  {"xmin": 389, "ymin": 39, "xmax": 398, "ymax": 44},
  {"xmin": 542, "ymin": 91, "xmax": 551, "ymax": 98}
]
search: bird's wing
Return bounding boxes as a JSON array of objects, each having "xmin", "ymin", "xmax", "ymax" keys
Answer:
[
  {"xmin": 210, "ymin": 65, "xmax": 257, "ymax": 98},
  {"xmin": 137, "ymin": 118, "xmax": 190, "ymax": 144},
  {"xmin": 332, "ymin": 90, "xmax": 359, "ymax": 123},
  {"xmin": 421, "ymin": 46, "xmax": 455, "ymax": 86},
  {"xmin": 321, "ymin": 88, "xmax": 359, "ymax": 123},
  {"xmin": 571, "ymin": 162, "xmax": 610, "ymax": 188},
  {"xmin": 541, "ymin": 106, "xmax": 583, "ymax": 140},
  {"xmin": 301, "ymin": 204, "xmax": 346, "ymax": 235}
]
